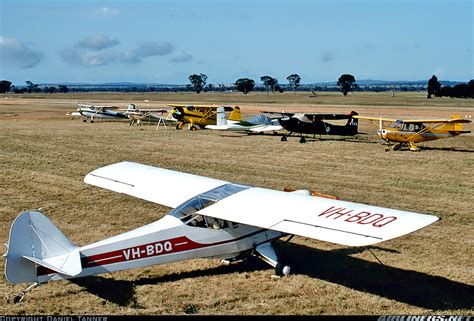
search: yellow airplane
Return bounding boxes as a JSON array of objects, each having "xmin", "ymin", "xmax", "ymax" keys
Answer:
[
  {"xmin": 168, "ymin": 104, "xmax": 241, "ymax": 130},
  {"xmin": 355, "ymin": 114, "xmax": 471, "ymax": 151}
]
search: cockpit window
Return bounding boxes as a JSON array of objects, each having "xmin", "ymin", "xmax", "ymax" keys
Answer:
[{"xmin": 169, "ymin": 183, "xmax": 249, "ymax": 223}]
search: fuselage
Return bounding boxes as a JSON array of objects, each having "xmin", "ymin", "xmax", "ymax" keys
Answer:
[
  {"xmin": 78, "ymin": 107, "xmax": 127, "ymax": 120},
  {"xmin": 379, "ymin": 128, "xmax": 456, "ymax": 143},
  {"xmin": 37, "ymin": 214, "xmax": 284, "ymax": 283}
]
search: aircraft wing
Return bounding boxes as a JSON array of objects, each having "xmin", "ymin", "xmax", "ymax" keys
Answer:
[
  {"xmin": 85, "ymin": 162, "xmax": 439, "ymax": 247},
  {"xmin": 401, "ymin": 118, "xmax": 472, "ymax": 123},
  {"xmin": 304, "ymin": 111, "xmax": 358, "ymax": 120},
  {"xmin": 260, "ymin": 111, "xmax": 294, "ymax": 117},
  {"xmin": 84, "ymin": 161, "xmax": 228, "ymax": 209},
  {"xmin": 198, "ymin": 187, "xmax": 439, "ymax": 246},
  {"xmin": 168, "ymin": 104, "xmax": 235, "ymax": 111},
  {"xmin": 353, "ymin": 115, "xmax": 397, "ymax": 122},
  {"xmin": 354, "ymin": 115, "xmax": 471, "ymax": 124}
]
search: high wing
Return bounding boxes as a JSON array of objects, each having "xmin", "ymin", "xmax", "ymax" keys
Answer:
[
  {"xmin": 261, "ymin": 111, "xmax": 294, "ymax": 117},
  {"xmin": 168, "ymin": 104, "xmax": 235, "ymax": 111},
  {"xmin": 303, "ymin": 111, "xmax": 358, "ymax": 120},
  {"xmin": 85, "ymin": 162, "xmax": 439, "ymax": 247},
  {"xmin": 354, "ymin": 115, "xmax": 471, "ymax": 124},
  {"xmin": 353, "ymin": 115, "xmax": 397, "ymax": 122},
  {"xmin": 84, "ymin": 161, "xmax": 228, "ymax": 208}
]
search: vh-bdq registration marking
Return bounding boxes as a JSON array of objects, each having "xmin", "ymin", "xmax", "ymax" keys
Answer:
[
  {"xmin": 123, "ymin": 240, "xmax": 173, "ymax": 260},
  {"xmin": 319, "ymin": 206, "xmax": 397, "ymax": 227}
]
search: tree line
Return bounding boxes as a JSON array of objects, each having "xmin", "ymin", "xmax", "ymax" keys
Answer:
[
  {"xmin": 427, "ymin": 75, "xmax": 474, "ymax": 99},
  {"xmin": 1, "ymin": 74, "xmax": 472, "ymax": 98}
]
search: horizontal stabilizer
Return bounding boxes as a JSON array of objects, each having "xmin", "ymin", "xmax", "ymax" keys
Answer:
[{"xmin": 23, "ymin": 250, "xmax": 81, "ymax": 277}]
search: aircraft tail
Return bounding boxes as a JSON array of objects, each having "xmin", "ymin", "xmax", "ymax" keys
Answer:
[
  {"xmin": 228, "ymin": 106, "xmax": 241, "ymax": 121},
  {"xmin": 4, "ymin": 211, "xmax": 82, "ymax": 284},
  {"xmin": 439, "ymin": 115, "xmax": 471, "ymax": 134},
  {"xmin": 216, "ymin": 107, "xmax": 227, "ymax": 126},
  {"xmin": 345, "ymin": 111, "xmax": 359, "ymax": 135}
]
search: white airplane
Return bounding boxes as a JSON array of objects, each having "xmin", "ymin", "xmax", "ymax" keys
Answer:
[
  {"xmin": 206, "ymin": 107, "xmax": 283, "ymax": 133},
  {"xmin": 5, "ymin": 161, "xmax": 439, "ymax": 287},
  {"xmin": 124, "ymin": 103, "xmax": 175, "ymax": 127},
  {"xmin": 77, "ymin": 103, "xmax": 128, "ymax": 123}
]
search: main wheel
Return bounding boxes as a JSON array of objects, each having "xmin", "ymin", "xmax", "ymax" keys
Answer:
[
  {"xmin": 299, "ymin": 137, "xmax": 306, "ymax": 144},
  {"xmin": 275, "ymin": 262, "xmax": 291, "ymax": 276},
  {"xmin": 190, "ymin": 125, "xmax": 197, "ymax": 131},
  {"xmin": 281, "ymin": 136, "xmax": 287, "ymax": 142},
  {"xmin": 176, "ymin": 124, "xmax": 182, "ymax": 130}
]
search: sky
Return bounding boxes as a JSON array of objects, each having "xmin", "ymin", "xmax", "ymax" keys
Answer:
[{"xmin": 0, "ymin": 0, "xmax": 472, "ymax": 86}]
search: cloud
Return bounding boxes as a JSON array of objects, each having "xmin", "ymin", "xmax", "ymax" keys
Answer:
[
  {"xmin": 77, "ymin": 35, "xmax": 119, "ymax": 50},
  {"xmin": 94, "ymin": 7, "xmax": 120, "ymax": 17},
  {"xmin": 60, "ymin": 48, "xmax": 116, "ymax": 67},
  {"xmin": 0, "ymin": 36, "xmax": 44, "ymax": 68},
  {"xmin": 61, "ymin": 40, "xmax": 174, "ymax": 67},
  {"xmin": 170, "ymin": 52, "xmax": 193, "ymax": 63},
  {"xmin": 120, "ymin": 41, "xmax": 174, "ymax": 64}
]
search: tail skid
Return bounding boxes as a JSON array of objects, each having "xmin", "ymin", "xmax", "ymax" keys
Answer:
[{"xmin": 5, "ymin": 211, "xmax": 82, "ymax": 284}]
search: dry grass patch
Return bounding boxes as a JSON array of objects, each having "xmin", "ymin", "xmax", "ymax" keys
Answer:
[{"xmin": 0, "ymin": 93, "xmax": 472, "ymax": 315}]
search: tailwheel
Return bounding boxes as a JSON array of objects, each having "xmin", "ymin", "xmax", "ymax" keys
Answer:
[
  {"xmin": 275, "ymin": 262, "xmax": 291, "ymax": 276},
  {"xmin": 299, "ymin": 137, "xmax": 306, "ymax": 144}
]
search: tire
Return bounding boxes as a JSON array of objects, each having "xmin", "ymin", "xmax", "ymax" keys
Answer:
[
  {"xmin": 275, "ymin": 262, "xmax": 291, "ymax": 276},
  {"xmin": 299, "ymin": 137, "xmax": 306, "ymax": 144},
  {"xmin": 281, "ymin": 136, "xmax": 287, "ymax": 142}
]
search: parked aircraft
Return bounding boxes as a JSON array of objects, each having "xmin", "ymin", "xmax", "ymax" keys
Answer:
[
  {"xmin": 354, "ymin": 114, "xmax": 471, "ymax": 151},
  {"xmin": 76, "ymin": 103, "xmax": 128, "ymax": 123},
  {"xmin": 124, "ymin": 103, "xmax": 175, "ymax": 127},
  {"xmin": 169, "ymin": 104, "xmax": 241, "ymax": 130},
  {"xmin": 205, "ymin": 107, "xmax": 283, "ymax": 133},
  {"xmin": 5, "ymin": 161, "xmax": 438, "ymax": 289},
  {"xmin": 263, "ymin": 111, "xmax": 359, "ymax": 143}
]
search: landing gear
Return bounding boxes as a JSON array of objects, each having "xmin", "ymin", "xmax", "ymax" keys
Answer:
[
  {"xmin": 176, "ymin": 124, "xmax": 183, "ymax": 130},
  {"xmin": 275, "ymin": 262, "xmax": 291, "ymax": 276},
  {"xmin": 254, "ymin": 242, "xmax": 291, "ymax": 277},
  {"xmin": 190, "ymin": 125, "xmax": 197, "ymax": 131},
  {"xmin": 299, "ymin": 137, "xmax": 306, "ymax": 144},
  {"xmin": 281, "ymin": 136, "xmax": 287, "ymax": 142}
]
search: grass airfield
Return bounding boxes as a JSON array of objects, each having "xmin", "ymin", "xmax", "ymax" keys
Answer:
[{"xmin": 0, "ymin": 91, "xmax": 473, "ymax": 315}]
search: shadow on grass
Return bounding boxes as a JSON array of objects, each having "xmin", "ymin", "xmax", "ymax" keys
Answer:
[
  {"xmin": 71, "ymin": 256, "xmax": 268, "ymax": 307},
  {"xmin": 72, "ymin": 244, "xmax": 473, "ymax": 310},
  {"xmin": 419, "ymin": 146, "xmax": 474, "ymax": 153},
  {"xmin": 275, "ymin": 242, "xmax": 474, "ymax": 311}
]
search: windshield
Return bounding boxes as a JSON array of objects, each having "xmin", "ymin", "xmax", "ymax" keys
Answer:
[{"xmin": 169, "ymin": 183, "xmax": 249, "ymax": 222}]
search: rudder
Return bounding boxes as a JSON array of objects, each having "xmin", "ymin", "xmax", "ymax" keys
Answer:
[{"xmin": 5, "ymin": 211, "xmax": 81, "ymax": 284}]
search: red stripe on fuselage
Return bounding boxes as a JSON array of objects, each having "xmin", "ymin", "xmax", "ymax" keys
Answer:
[{"xmin": 37, "ymin": 229, "xmax": 267, "ymax": 277}]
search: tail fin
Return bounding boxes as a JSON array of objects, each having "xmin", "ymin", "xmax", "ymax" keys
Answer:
[
  {"xmin": 439, "ymin": 115, "xmax": 471, "ymax": 134},
  {"xmin": 228, "ymin": 106, "xmax": 241, "ymax": 121},
  {"xmin": 5, "ymin": 211, "xmax": 82, "ymax": 284},
  {"xmin": 216, "ymin": 107, "xmax": 227, "ymax": 126},
  {"xmin": 345, "ymin": 111, "xmax": 359, "ymax": 135}
]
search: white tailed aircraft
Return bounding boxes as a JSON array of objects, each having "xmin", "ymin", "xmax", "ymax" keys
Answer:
[
  {"xmin": 206, "ymin": 107, "xmax": 283, "ymax": 133},
  {"xmin": 77, "ymin": 103, "xmax": 128, "ymax": 123},
  {"xmin": 124, "ymin": 103, "xmax": 176, "ymax": 127},
  {"xmin": 5, "ymin": 161, "xmax": 439, "ymax": 287}
]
